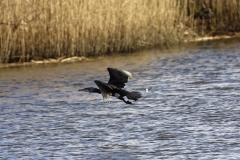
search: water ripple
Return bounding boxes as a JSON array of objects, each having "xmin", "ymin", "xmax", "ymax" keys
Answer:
[{"xmin": 1, "ymin": 38, "xmax": 240, "ymax": 159}]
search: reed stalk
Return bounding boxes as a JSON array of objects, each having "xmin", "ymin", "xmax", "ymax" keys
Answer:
[{"xmin": 0, "ymin": 0, "xmax": 239, "ymax": 63}]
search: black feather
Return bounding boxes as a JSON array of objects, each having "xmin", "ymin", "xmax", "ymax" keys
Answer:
[{"xmin": 107, "ymin": 68, "xmax": 131, "ymax": 88}]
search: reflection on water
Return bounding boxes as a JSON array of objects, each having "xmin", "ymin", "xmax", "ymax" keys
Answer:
[{"xmin": 0, "ymin": 38, "xmax": 240, "ymax": 159}]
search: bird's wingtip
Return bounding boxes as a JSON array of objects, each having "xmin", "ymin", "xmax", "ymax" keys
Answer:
[
  {"xmin": 122, "ymin": 70, "xmax": 132, "ymax": 79},
  {"xmin": 107, "ymin": 67, "xmax": 133, "ymax": 79}
]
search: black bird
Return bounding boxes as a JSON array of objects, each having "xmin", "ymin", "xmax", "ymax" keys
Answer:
[{"xmin": 78, "ymin": 68, "xmax": 142, "ymax": 104}]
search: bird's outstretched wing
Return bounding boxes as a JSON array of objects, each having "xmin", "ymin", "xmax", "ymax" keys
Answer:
[
  {"xmin": 107, "ymin": 68, "xmax": 132, "ymax": 88},
  {"xmin": 94, "ymin": 80, "xmax": 114, "ymax": 102}
]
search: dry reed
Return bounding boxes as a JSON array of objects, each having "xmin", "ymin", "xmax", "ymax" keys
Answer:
[
  {"xmin": 185, "ymin": 0, "xmax": 240, "ymax": 36},
  {"xmin": 0, "ymin": 0, "xmax": 239, "ymax": 63}
]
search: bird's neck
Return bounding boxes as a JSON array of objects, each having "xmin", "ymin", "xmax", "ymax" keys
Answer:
[{"xmin": 91, "ymin": 88, "xmax": 101, "ymax": 94}]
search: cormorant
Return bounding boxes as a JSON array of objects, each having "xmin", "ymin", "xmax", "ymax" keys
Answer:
[{"xmin": 78, "ymin": 68, "xmax": 142, "ymax": 104}]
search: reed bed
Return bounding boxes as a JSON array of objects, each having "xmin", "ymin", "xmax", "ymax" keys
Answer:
[
  {"xmin": 0, "ymin": 0, "xmax": 240, "ymax": 63},
  {"xmin": 185, "ymin": 0, "xmax": 240, "ymax": 36}
]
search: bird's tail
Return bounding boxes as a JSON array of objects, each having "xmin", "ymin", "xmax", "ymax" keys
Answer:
[{"xmin": 126, "ymin": 91, "xmax": 142, "ymax": 101}]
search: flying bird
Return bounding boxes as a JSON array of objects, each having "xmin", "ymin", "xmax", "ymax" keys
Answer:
[{"xmin": 78, "ymin": 68, "xmax": 142, "ymax": 104}]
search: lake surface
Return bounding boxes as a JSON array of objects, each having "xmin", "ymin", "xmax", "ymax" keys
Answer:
[{"xmin": 1, "ymin": 38, "xmax": 240, "ymax": 159}]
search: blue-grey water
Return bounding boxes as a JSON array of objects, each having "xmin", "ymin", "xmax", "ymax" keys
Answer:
[{"xmin": 0, "ymin": 38, "xmax": 240, "ymax": 159}]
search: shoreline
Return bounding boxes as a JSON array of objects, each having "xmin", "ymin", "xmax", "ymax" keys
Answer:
[
  {"xmin": 0, "ymin": 56, "xmax": 88, "ymax": 69},
  {"xmin": 183, "ymin": 32, "xmax": 240, "ymax": 42},
  {"xmin": 1, "ymin": 34, "xmax": 240, "ymax": 69}
]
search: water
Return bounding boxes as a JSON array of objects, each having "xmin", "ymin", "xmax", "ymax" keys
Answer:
[{"xmin": 1, "ymin": 38, "xmax": 240, "ymax": 159}]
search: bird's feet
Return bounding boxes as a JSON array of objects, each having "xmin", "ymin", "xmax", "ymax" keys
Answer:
[{"xmin": 123, "ymin": 99, "xmax": 132, "ymax": 104}]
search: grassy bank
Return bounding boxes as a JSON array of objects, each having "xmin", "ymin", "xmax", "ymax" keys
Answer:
[{"xmin": 0, "ymin": 0, "xmax": 240, "ymax": 63}]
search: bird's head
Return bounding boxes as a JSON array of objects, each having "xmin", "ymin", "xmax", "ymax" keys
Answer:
[{"xmin": 78, "ymin": 87, "xmax": 91, "ymax": 92}]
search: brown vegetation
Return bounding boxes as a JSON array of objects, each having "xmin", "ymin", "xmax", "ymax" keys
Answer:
[
  {"xmin": 0, "ymin": 0, "xmax": 240, "ymax": 63},
  {"xmin": 184, "ymin": 0, "xmax": 240, "ymax": 37}
]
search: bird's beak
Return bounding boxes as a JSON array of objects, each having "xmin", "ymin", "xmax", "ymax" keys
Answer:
[{"xmin": 78, "ymin": 89, "xmax": 84, "ymax": 91}]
